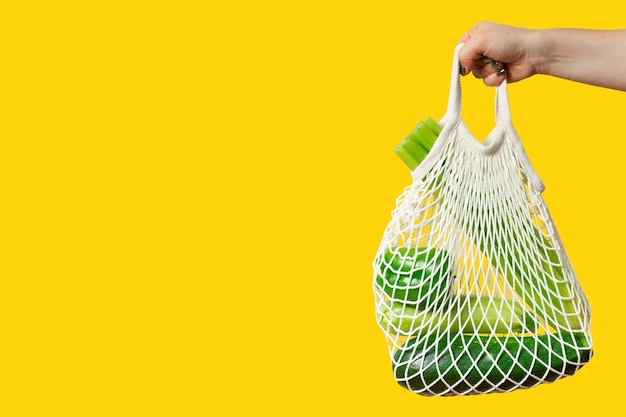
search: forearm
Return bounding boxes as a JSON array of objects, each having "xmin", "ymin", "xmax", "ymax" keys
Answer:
[{"xmin": 533, "ymin": 28, "xmax": 626, "ymax": 90}]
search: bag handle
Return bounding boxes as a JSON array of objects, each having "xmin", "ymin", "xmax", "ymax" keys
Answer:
[
  {"xmin": 434, "ymin": 43, "xmax": 545, "ymax": 193},
  {"xmin": 440, "ymin": 43, "xmax": 512, "ymax": 128}
]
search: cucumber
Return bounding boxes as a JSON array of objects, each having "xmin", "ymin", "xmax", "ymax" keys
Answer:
[{"xmin": 393, "ymin": 332, "xmax": 592, "ymax": 396}]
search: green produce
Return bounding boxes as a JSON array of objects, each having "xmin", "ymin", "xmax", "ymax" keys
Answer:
[
  {"xmin": 394, "ymin": 117, "xmax": 440, "ymax": 170},
  {"xmin": 424, "ymin": 117, "xmax": 443, "ymax": 136},
  {"xmin": 379, "ymin": 294, "xmax": 536, "ymax": 336},
  {"xmin": 375, "ymin": 247, "xmax": 452, "ymax": 310},
  {"xmin": 394, "ymin": 118, "xmax": 585, "ymax": 331},
  {"xmin": 393, "ymin": 331, "xmax": 592, "ymax": 395}
]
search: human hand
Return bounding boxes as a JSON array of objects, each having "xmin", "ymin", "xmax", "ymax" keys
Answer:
[{"xmin": 458, "ymin": 22, "xmax": 539, "ymax": 86}]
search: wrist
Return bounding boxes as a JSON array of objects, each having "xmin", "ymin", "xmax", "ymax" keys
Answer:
[{"xmin": 528, "ymin": 29, "xmax": 556, "ymax": 76}]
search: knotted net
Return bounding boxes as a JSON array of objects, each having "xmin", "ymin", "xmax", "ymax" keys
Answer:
[{"xmin": 373, "ymin": 45, "xmax": 592, "ymax": 396}]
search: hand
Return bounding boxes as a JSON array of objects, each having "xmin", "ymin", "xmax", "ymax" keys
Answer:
[
  {"xmin": 457, "ymin": 22, "xmax": 539, "ymax": 86},
  {"xmin": 458, "ymin": 22, "xmax": 626, "ymax": 91}
]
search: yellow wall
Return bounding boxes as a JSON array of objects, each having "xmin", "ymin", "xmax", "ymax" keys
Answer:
[{"xmin": 3, "ymin": 1, "xmax": 624, "ymax": 415}]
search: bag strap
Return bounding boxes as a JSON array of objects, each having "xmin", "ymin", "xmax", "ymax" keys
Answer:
[
  {"xmin": 441, "ymin": 43, "xmax": 512, "ymax": 130},
  {"xmin": 432, "ymin": 44, "xmax": 545, "ymax": 193}
]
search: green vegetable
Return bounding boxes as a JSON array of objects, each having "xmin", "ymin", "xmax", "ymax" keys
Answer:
[
  {"xmin": 489, "ymin": 222, "xmax": 584, "ymax": 331},
  {"xmin": 394, "ymin": 331, "xmax": 592, "ymax": 396},
  {"xmin": 378, "ymin": 119, "xmax": 592, "ymax": 396},
  {"xmin": 394, "ymin": 118, "xmax": 585, "ymax": 331},
  {"xmin": 379, "ymin": 295, "xmax": 536, "ymax": 336},
  {"xmin": 424, "ymin": 117, "xmax": 442, "ymax": 136},
  {"xmin": 394, "ymin": 117, "xmax": 440, "ymax": 170},
  {"xmin": 375, "ymin": 247, "xmax": 452, "ymax": 310}
]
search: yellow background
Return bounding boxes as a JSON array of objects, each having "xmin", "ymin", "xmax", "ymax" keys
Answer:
[{"xmin": 1, "ymin": 1, "xmax": 624, "ymax": 415}]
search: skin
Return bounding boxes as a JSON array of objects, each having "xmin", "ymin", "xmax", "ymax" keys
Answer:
[{"xmin": 457, "ymin": 22, "xmax": 626, "ymax": 91}]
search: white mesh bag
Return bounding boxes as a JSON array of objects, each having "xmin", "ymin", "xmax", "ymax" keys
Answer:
[{"xmin": 373, "ymin": 44, "xmax": 593, "ymax": 396}]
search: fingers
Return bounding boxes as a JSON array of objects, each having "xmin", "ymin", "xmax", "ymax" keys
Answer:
[
  {"xmin": 457, "ymin": 22, "xmax": 484, "ymax": 45},
  {"xmin": 473, "ymin": 57, "xmax": 506, "ymax": 77},
  {"xmin": 461, "ymin": 54, "xmax": 507, "ymax": 86},
  {"xmin": 457, "ymin": 31, "xmax": 472, "ymax": 44},
  {"xmin": 458, "ymin": 41, "xmax": 485, "ymax": 75},
  {"xmin": 481, "ymin": 68, "xmax": 507, "ymax": 86},
  {"xmin": 458, "ymin": 23, "xmax": 507, "ymax": 84}
]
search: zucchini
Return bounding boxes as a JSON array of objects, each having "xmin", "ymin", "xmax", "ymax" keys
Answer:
[{"xmin": 393, "ymin": 332, "xmax": 592, "ymax": 396}]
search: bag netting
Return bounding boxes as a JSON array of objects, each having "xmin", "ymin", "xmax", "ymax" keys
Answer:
[{"xmin": 373, "ymin": 45, "xmax": 592, "ymax": 396}]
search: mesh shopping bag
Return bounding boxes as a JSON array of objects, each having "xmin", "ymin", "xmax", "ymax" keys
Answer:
[{"xmin": 373, "ymin": 44, "xmax": 592, "ymax": 396}]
